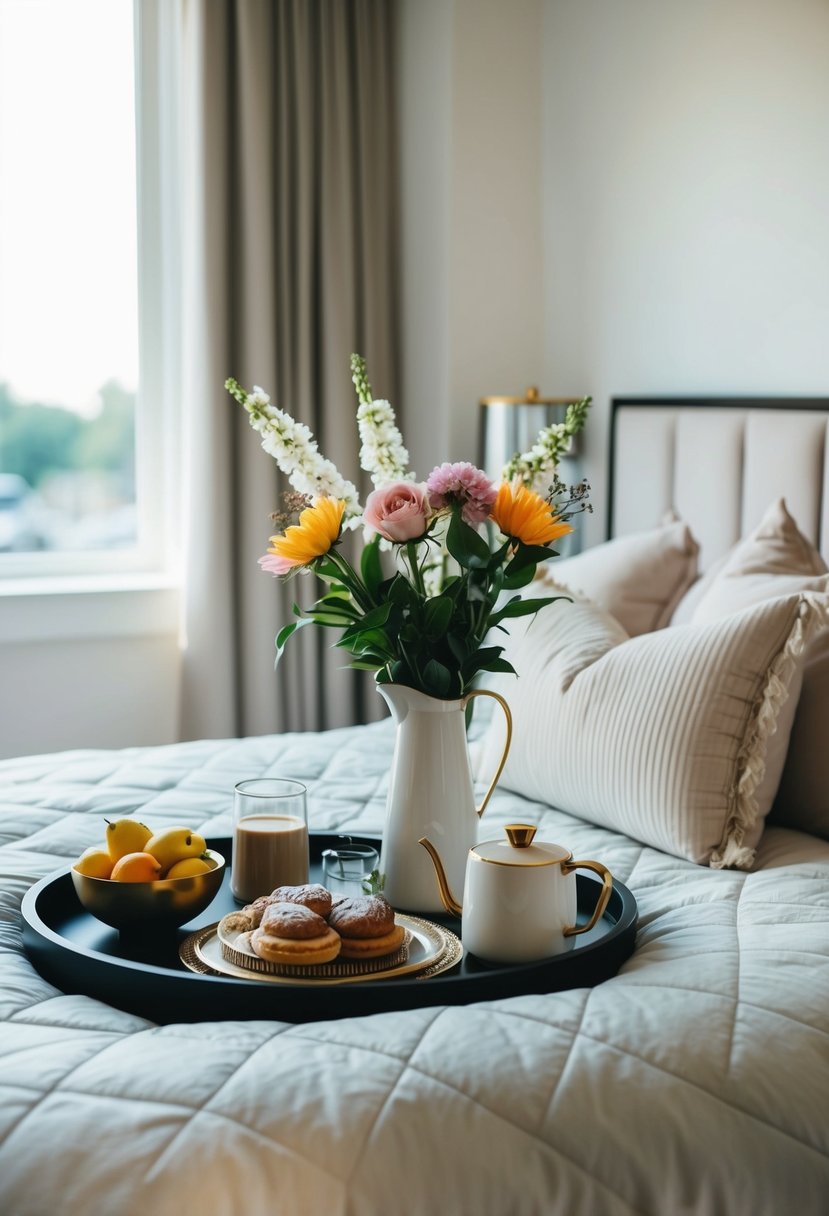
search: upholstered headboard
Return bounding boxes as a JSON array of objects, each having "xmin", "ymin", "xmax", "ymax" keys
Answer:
[{"xmin": 608, "ymin": 397, "xmax": 829, "ymax": 571}]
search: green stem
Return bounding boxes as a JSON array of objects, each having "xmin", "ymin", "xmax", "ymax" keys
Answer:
[
  {"xmin": 405, "ymin": 541, "xmax": 427, "ymax": 597},
  {"xmin": 320, "ymin": 549, "xmax": 375, "ymax": 614}
]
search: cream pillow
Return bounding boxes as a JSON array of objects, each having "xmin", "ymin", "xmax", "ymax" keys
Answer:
[
  {"xmin": 677, "ymin": 498, "xmax": 829, "ymax": 840},
  {"xmin": 538, "ymin": 520, "xmax": 699, "ymax": 636},
  {"xmin": 480, "ymin": 588, "xmax": 825, "ymax": 868}
]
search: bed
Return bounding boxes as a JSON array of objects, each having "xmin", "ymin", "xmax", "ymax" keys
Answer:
[{"xmin": 1, "ymin": 398, "xmax": 828, "ymax": 1216}]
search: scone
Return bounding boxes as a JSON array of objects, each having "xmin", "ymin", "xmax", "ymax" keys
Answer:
[
  {"xmin": 270, "ymin": 882, "xmax": 332, "ymax": 918},
  {"xmin": 251, "ymin": 901, "xmax": 341, "ymax": 966},
  {"xmin": 327, "ymin": 895, "xmax": 405, "ymax": 959}
]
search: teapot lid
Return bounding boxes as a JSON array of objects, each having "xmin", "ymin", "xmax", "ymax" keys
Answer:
[{"xmin": 472, "ymin": 824, "xmax": 572, "ymax": 867}]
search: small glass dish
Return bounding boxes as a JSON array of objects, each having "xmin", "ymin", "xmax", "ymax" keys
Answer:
[{"xmin": 321, "ymin": 843, "xmax": 380, "ymax": 896}]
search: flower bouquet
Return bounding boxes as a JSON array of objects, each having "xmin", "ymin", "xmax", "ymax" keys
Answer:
[
  {"xmin": 225, "ymin": 356, "xmax": 591, "ymax": 701},
  {"xmin": 226, "ymin": 357, "xmax": 590, "ymax": 911}
]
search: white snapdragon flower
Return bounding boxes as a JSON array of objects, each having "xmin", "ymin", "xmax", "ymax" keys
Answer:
[
  {"xmin": 357, "ymin": 398, "xmax": 413, "ymax": 487},
  {"xmin": 228, "ymin": 378, "xmax": 361, "ymax": 518},
  {"xmin": 504, "ymin": 397, "xmax": 592, "ymax": 489}
]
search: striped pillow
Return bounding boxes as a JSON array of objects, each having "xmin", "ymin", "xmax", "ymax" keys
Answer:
[{"xmin": 482, "ymin": 589, "xmax": 826, "ymax": 867}]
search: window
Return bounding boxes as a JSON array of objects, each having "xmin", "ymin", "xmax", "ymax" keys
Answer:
[{"xmin": 0, "ymin": 0, "xmax": 169, "ymax": 577}]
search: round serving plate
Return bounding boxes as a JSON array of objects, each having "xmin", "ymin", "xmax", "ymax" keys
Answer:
[
  {"xmin": 21, "ymin": 833, "xmax": 638, "ymax": 1024},
  {"xmin": 181, "ymin": 914, "xmax": 462, "ymax": 985}
]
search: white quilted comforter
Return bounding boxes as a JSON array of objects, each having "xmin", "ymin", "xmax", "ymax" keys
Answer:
[{"xmin": 1, "ymin": 718, "xmax": 828, "ymax": 1216}]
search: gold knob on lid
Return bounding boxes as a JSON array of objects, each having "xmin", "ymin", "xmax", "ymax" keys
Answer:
[{"xmin": 505, "ymin": 824, "xmax": 537, "ymax": 849}]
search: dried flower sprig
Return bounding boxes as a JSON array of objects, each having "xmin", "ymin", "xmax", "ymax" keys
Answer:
[{"xmin": 504, "ymin": 396, "xmax": 592, "ymax": 488}]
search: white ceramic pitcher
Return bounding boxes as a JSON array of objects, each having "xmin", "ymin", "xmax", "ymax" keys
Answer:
[{"xmin": 377, "ymin": 684, "xmax": 512, "ymax": 912}]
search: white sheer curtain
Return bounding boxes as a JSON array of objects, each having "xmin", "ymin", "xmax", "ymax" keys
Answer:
[{"xmin": 138, "ymin": 0, "xmax": 399, "ymax": 742}]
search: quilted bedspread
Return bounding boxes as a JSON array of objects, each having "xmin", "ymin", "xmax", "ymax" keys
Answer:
[{"xmin": 1, "ymin": 718, "xmax": 828, "ymax": 1216}]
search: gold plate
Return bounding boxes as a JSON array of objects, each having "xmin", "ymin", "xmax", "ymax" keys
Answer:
[{"xmin": 180, "ymin": 913, "xmax": 462, "ymax": 986}]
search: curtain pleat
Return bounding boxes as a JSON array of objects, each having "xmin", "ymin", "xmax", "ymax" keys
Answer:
[{"xmin": 177, "ymin": 0, "xmax": 399, "ymax": 741}]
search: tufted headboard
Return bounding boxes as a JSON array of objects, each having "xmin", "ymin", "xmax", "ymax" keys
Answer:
[{"xmin": 608, "ymin": 397, "xmax": 829, "ymax": 571}]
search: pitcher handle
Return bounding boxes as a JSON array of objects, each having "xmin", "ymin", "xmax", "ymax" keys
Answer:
[
  {"xmin": 560, "ymin": 859, "xmax": 613, "ymax": 937},
  {"xmin": 462, "ymin": 689, "xmax": 513, "ymax": 819}
]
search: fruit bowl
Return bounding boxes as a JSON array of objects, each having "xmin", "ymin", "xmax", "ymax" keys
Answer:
[{"xmin": 70, "ymin": 850, "xmax": 226, "ymax": 932}]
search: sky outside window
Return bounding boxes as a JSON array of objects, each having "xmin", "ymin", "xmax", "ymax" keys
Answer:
[{"xmin": 0, "ymin": 0, "xmax": 138, "ymax": 551}]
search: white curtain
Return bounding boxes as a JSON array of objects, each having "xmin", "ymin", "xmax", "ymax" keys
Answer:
[{"xmin": 139, "ymin": 0, "xmax": 399, "ymax": 741}]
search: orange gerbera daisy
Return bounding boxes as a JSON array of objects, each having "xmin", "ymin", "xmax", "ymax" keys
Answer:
[
  {"xmin": 491, "ymin": 481, "xmax": 573, "ymax": 547},
  {"xmin": 260, "ymin": 497, "xmax": 345, "ymax": 575}
]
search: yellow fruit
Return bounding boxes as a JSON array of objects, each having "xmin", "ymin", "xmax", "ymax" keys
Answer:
[
  {"xmin": 111, "ymin": 852, "xmax": 163, "ymax": 882},
  {"xmin": 165, "ymin": 857, "xmax": 213, "ymax": 879},
  {"xmin": 105, "ymin": 818, "xmax": 153, "ymax": 862},
  {"xmin": 74, "ymin": 847, "xmax": 115, "ymax": 879},
  {"xmin": 143, "ymin": 827, "xmax": 207, "ymax": 874}
]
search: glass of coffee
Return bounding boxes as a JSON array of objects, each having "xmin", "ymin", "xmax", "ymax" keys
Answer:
[{"xmin": 231, "ymin": 778, "xmax": 309, "ymax": 903}]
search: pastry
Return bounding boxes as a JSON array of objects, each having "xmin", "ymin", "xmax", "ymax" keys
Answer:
[
  {"xmin": 270, "ymin": 882, "xmax": 332, "ymax": 918},
  {"xmin": 241, "ymin": 894, "xmax": 278, "ymax": 929},
  {"xmin": 251, "ymin": 901, "xmax": 342, "ymax": 966},
  {"xmin": 327, "ymin": 895, "xmax": 405, "ymax": 959}
]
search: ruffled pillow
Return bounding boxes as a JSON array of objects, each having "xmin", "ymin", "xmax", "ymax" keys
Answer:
[{"xmin": 479, "ymin": 587, "xmax": 825, "ymax": 867}]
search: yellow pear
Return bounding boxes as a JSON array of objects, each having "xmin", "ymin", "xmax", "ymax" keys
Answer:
[
  {"xmin": 74, "ymin": 846, "xmax": 115, "ymax": 879},
  {"xmin": 165, "ymin": 856, "xmax": 214, "ymax": 879},
  {"xmin": 143, "ymin": 827, "xmax": 207, "ymax": 874},
  {"xmin": 105, "ymin": 818, "xmax": 153, "ymax": 862}
]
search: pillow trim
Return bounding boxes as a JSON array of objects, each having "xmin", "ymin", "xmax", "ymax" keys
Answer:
[{"xmin": 710, "ymin": 593, "xmax": 829, "ymax": 869}]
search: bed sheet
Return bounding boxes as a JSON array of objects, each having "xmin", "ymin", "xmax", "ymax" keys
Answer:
[{"xmin": 1, "ymin": 719, "xmax": 828, "ymax": 1216}]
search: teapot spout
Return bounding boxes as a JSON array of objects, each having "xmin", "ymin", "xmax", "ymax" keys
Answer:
[{"xmin": 418, "ymin": 838, "xmax": 463, "ymax": 917}]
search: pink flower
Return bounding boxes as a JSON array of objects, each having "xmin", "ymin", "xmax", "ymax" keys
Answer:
[
  {"xmin": 363, "ymin": 481, "xmax": 430, "ymax": 542},
  {"xmin": 258, "ymin": 553, "xmax": 298, "ymax": 576},
  {"xmin": 426, "ymin": 462, "xmax": 497, "ymax": 525}
]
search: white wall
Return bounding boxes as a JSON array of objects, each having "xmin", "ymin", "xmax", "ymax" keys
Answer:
[
  {"xmin": 397, "ymin": 0, "xmax": 546, "ymax": 475},
  {"xmin": 542, "ymin": 0, "xmax": 829, "ymax": 544},
  {"xmin": 0, "ymin": 584, "xmax": 180, "ymax": 759}
]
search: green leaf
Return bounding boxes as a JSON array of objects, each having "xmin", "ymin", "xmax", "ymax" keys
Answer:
[
  {"xmin": 422, "ymin": 595, "xmax": 453, "ymax": 638},
  {"xmin": 274, "ymin": 615, "xmax": 315, "ymax": 666},
  {"xmin": 306, "ymin": 611, "xmax": 352, "ymax": 628},
  {"xmin": 447, "ymin": 633, "xmax": 472, "ymax": 664},
  {"xmin": 314, "ymin": 591, "xmax": 360, "ymax": 618},
  {"xmin": 387, "ymin": 573, "xmax": 416, "ymax": 607},
  {"xmin": 491, "ymin": 594, "xmax": 567, "ymax": 627},
  {"xmin": 461, "ymin": 645, "xmax": 504, "ymax": 678},
  {"xmin": 360, "ymin": 535, "xmax": 384, "ymax": 598},
  {"xmin": 339, "ymin": 601, "xmax": 392, "ymax": 641},
  {"xmin": 502, "ymin": 562, "xmax": 536, "ymax": 591},
  {"xmin": 479, "ymin": 657, "xmax": 517, "ymax": 675},
  {"xmin": 423, "ymin": 658, "xmax": 452, "ymax": 697},
  {"xmin": 337, "ymin": 627, "xmax": 394, "ymax": 657},
  {"xmin": 445, "ymin": 511, "xmax": 492, "ymax": 569},
  {"xmin": 507, "ymin": 544, "xmax": 556, "ymax": 573}
]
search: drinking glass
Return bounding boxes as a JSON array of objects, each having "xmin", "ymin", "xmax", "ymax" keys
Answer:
[
  {"xmin": 322, "ymin": 842, "xmax": 380, "ymax": 896},
  {"xmin": 231, "ymin": 778, "xmax": 309, "ymax": 902}
]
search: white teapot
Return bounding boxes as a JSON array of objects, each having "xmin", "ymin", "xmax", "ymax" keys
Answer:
[{"xmin": 419, "ymin": 824, "xmax": 613, "ymax": 964}]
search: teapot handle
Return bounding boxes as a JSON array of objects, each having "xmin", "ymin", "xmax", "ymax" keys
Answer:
[
  {"xmin": 462, "ymin": 689, "xmax": 513, "ymax": 819},
  {"xmin": 560, "ymin": 859, "xmax": 613, "ymax": 936}
]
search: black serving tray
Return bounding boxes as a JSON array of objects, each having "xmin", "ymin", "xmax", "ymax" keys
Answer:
[{"xmin": 21, "ymin": 833, "xmax": 638, "ymax": 1025}]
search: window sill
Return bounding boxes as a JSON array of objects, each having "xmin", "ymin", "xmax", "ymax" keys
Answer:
[{"xmin": 0, "ymin": 574, "xmax": 180, "ymax": 643}]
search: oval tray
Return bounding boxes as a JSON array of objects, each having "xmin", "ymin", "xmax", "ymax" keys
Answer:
[{"xmin": 21, "ymin": 833, "xmax": 638, "ymax": 1024}]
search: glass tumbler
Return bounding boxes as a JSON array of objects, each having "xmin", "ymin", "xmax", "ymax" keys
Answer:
[
  {"xmin": 322, "ymin": 842, "xmax": 381, "ymax": 897},
  {"xmin": 231, "ymin": 778, "xmax": 309, "ymax": 903}
]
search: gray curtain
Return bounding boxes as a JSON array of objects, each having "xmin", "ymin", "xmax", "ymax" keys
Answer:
[{"xmin": 176, "ymin": 0, "xmax": 399, "ymax": 740}]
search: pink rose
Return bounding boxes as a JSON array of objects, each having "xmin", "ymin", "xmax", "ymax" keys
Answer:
[{"xmin": 363, "ymin": 481, "xmax": 430, "ymax": 543}]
